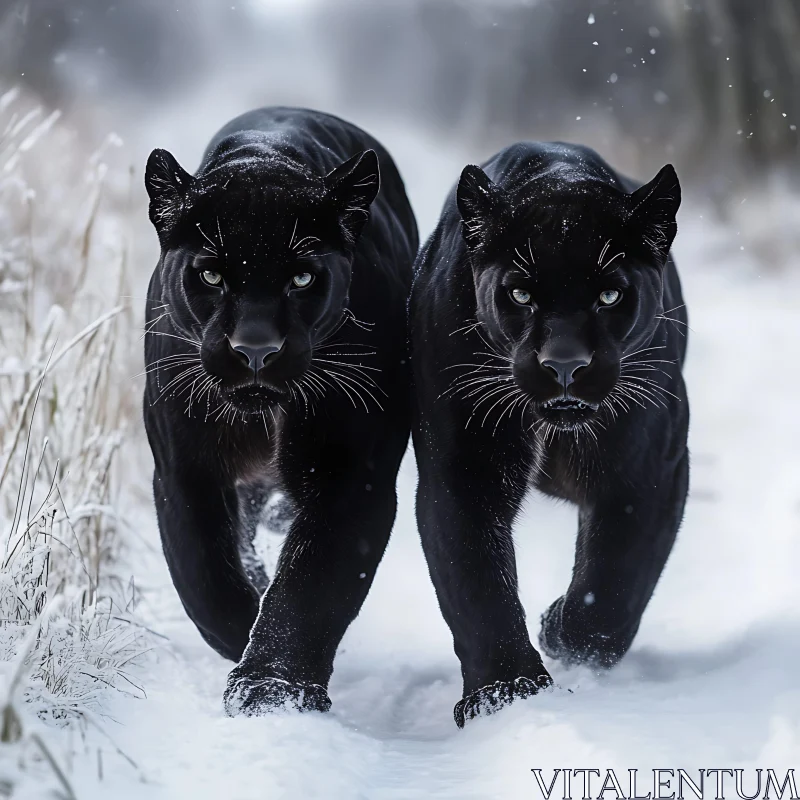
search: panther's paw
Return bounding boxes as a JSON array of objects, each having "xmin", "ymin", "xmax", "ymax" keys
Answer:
[
  {"xmin": 454, "ymin": 674, "xmax": 553, "ymax": 728},
  {"xmin": 539, "ymin": 596, "xmax": 628, "ymax": 668},
  {"xmin": 539, "ymin": 596, "xmax": 570, "ymax": 661},
  {"xmin": 223, "ymin": 670, "xmax": 332, "ymax": 718}
]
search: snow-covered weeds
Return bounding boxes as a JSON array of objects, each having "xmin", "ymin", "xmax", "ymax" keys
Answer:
[{"xmin": 0, "ymin": 86, "xmax": 147, "ymax": 789}]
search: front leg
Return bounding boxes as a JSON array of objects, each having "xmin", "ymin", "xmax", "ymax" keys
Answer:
[
  {"xmin": 154, "ymin": 465, "xmax": 261, "ymax": 662},
  {"xmin": 223, "ymin": 420, "xmax": 407, "ymax": 716},
  {"xmin": 540, "ymin": 447, "xmax": 690, "ymax": 666},
  {"xmin": 415, "ymin": 419, "xmax": 553, "ymax": 727}
]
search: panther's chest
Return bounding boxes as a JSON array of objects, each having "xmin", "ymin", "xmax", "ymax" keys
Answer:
[
  {"xmin": 215, "ymin": 416, "xmax": 282, "ymax": 483},
  {"xmin": 531, "ymin": 436, "xmax": 600, "ymax": 504}
]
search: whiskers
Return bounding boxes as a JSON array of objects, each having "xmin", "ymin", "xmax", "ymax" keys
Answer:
[
  {"xmin": 441, "ymin": 322, "xmax": 532, "ymax": 433},
  {"xmin": 142, "ymin": 305, "xmax": 390, "ymax": 424},
  {"xmin": 142, "ymin": 351, "xmax": 222, "ymax": 420},
  {"xmin": 512, "ymin": 240, "xmax": 534, "ymax": 278},
  {"xmin": 196, "ymin": 222, "xmax": 220, "ymax": 258},
  {"xmin": 598, "ymin": 238, "xmax": 626, "ymax": 274},
  {"xmin": 600, "ymin": 346, "xmax": 680, "ymax": 419},
  {"xmin": 528, "ymin": 413, "xmax": 606, "ymax": 462},
  {"xmin": 655, "ymin": 304, "xmax": 689, "ymax": 337},
  {"xmin": 530, "ymin": 346, "xmax": 681, "ymax": 453},
  {"xmin": 207, "ymin": 399, "xmax": 281, "ymax": 433},
  {"xmin": 141, "ymin": 307, "xmax": 225, "ymax": 421},
  {"xmin": 303, "ymin": 344, "xmax": 386, "ymax": 413},
  {"xmin": 142, "ymin": 309, "xmax": 202, "ymax": 351},
  {"xmin": 289, "ymin": 218, "xmax": 318, "ymax": 257},
  {"xmin": 442, "ymin": 322, "xmax": 681, "ymax": 456},
  {"xmin": 290, "ymin": 307, "xmax": 387, "ymax": 415}
]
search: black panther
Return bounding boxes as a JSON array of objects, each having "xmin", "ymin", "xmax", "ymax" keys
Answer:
[
  {"xmin": 143, "ymin": 107, "xmax": 418, "ymax": 716},
  {"xmin": 410, "ymin": 142, "xmax": 688, "ymax": 728}
]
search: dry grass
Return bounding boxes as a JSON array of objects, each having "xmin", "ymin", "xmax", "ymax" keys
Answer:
[{"xmin": 0, "ymin": 86, "xmax": 148, "ymax": 792}]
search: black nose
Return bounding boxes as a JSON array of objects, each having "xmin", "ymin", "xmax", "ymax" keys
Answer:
[
  {"xmin": 540, "ymin": 355, "xmax": 591, "ymax": 389},
  {"xmin": 229, "ymin": 339, "xmax": 285, "ymax": 372}
]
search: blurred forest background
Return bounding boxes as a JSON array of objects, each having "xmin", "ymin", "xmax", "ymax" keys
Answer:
[{"xmin": 1, "ymin": 0, "xmax": 797, "ymax": 207}]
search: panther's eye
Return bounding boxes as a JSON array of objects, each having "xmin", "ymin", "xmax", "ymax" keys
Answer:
[
  {"xmin": 201, "ymin": 270, "xmax": 223, "ymax": 287},
  {"xmin": 292, "ymin": 272, "xmax": 314, "ymax": 289},
  {"xmin": 599, "ymin": 289, "xmax": 621, "ymax": 306},
  {"xmin": 510, "ymin": 287, "xmax": 532, "ymax": 305}
]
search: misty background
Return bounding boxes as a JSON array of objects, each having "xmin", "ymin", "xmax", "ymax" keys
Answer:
[{"xmin": 2, "ymin": 0, "xmax": 798, "ymax": 226}]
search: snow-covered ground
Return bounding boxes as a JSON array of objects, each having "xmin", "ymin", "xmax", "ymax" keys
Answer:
[{"xmin": 48, "ymin": 150, "xmax": 799, "ymax": 798}]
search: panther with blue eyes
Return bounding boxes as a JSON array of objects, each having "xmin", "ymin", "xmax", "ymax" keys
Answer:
[
  {"xmin": 410, "ymin": 141, "xmax": 689, "ymax": 727},
  {"xmin": 143, "ymin": 107, "xmax": 417, "ymax": 717}
]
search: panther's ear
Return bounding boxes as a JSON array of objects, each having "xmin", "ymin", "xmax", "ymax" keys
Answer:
[
  {"xmin": 324, "ymin": 149, "xmax": 381, "ymax": 247},
  {"xmin": 628, "ymin": 164, "xmax": 681, "ymax": 264},
  {"xmin": 145, "ymin": 148, "xmax": 194, "ymax": 241},
  {"xmin": 457, "ymin": 165, "xmax": 508, "ymax": 249}
]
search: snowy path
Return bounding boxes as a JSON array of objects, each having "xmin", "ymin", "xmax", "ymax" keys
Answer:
[{"xmin": 69, "ymin": 227, "xmax": 800, "ymax": 798}]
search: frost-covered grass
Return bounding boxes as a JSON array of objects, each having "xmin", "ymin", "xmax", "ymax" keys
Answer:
[{"xmin": 0, "ymin": 87, "xmax": 150, "ymax": 795}]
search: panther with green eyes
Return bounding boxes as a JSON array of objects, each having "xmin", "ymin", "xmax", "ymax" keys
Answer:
[
  {"xmin": 143, "ymin": 107, "xmax": 418, "ymax": 717},
  {"xmin": 409, "ymin": 141, "xmax": 689, "ymax": 727}
]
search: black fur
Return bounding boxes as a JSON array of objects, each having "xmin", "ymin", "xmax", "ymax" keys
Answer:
[
  {"xmin": 143, "ymin": 107, "xmax": 418, "ymax": 716},
  {"xmin": 409, "ymin": 142, "xmax": 689, "ymax": 727}
]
